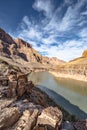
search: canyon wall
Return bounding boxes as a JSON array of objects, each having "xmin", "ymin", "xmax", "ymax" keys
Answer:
[
  {"xmin": 0, "ymin": 28, "xmax": 64, "ymax": 72},
  {"xmin": 53, "ymin": 51, "xmax": 87, "ymax": 81}
]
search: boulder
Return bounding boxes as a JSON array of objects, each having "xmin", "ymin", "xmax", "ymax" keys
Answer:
[
  {"xmin": 0, "ymin": 107, "xmax": 20, "ymax": 130},
  {"xmin": 10, "ymin": 110, "xmax": 30, "ymax": 130},
  {"xmin": 37, "ymin": 106, "xmax": 62, "ymax": 129},
  {"xmin": 26, "ymin": 109, "xmax": 38, "ymax": 130}
]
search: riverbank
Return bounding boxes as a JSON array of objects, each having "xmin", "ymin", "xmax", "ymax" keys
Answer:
[
  {"xmin": 29, "ymin": 71, "xmax": 87, "ymax": 118},
  {"xmin": 0, "ymin": 76, "xmax": 75, "ymax": 130},
  {"xmin": 49, "ymin": 71, "xmax": 87, "ymax": 83},
  {"xmin": 36, "ymin": 86, "xmax": 77, "ymax": 121},
  {"xmin": 1, "ymin": 73, "xmax": 87, "ymax": 130}
]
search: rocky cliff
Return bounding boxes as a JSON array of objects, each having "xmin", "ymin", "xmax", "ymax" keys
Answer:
[
  {"xmin": 0, "ymin": 28, "xmax": 64, "ymax": 72},
  {"xmin": 0, "ymin": 28, "xmax": 87, "ymax": 130},
  {"xmin": 0, "ymin": 70, "xmax": 86, "ymax": 130},
  {"xmin": 0, "ymin": 72, "xmax": 63, "ymax": 130},
  {"xmin": 52, "ymin": 50, "xmax": 87, "ymax": 82}
]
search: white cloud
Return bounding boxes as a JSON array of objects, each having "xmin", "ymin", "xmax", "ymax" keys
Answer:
[
  {"xmin": 42, "ymin": 35, "xmax": 57, "ymax": 45},
  {"xmin": 33, "ymin": 40, "xmax": 87, "ymax": 61},
  {"xmin": 65, "ymin": 0, "xmax": 73, "ymax": 4},
  {"xmin": 18, "ymin": 16, "xmax": 42, "ymax": 40},
  {"xmin": 57, "ymin": 40, "xmax": 87, "ymax": 61},
  {"xmin": 45, "ymin": 0, "xmax": 87, "ymax": 32},
  {"xmin": 63, "ymin": 40, "xmax": 83, "ymax": 48},
  {"xmin": 22, "ymin": 16, "xmax": 31, "ymax": 27},
  {"xmin": 58, "ymin": 6, "xmax": 76, "ymax": 31},
  {"xmin": 81, "ymin": 11, "xmax": 87, "ymax": 15},
  {"xmin": 33, "ymin": 0, "xmax": 54, "ymax": 18},
  {"xmin": 15, "ymin": 0, "xmax": 87, "ymax": 61},
  {"xmin": 79, "ymin": 28, "xmax": 87, "ymax": 38}
]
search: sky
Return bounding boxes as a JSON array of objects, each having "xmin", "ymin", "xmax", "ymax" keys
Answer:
[{"xmin": 0, "ymin": 0, "xmax": 87, "ymax": 61}]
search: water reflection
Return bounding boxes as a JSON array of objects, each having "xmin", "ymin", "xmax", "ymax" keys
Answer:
[
  {"xmin": 29, "ymin": 71, "xmax": 87, "ymax": 116},
  {"xmin": 37, "ymin": 85, "xmax": 87, "ymax": 119},
  {"xmin": 54, "ymin": 77, "xmax": 87, "ymax": 96}
]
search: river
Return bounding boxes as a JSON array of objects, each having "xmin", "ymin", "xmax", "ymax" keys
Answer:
[{"xmin": 29, "ymin": 71, "xmax": 87, "ymax": 119}]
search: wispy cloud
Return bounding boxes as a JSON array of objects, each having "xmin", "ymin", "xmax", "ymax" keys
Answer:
[
  {"xmin": 79, "ymin": 28, "xmax": 87, "ymax": 38},
  {"xmin": 16, "ymin": 0, "xmax": 87, "ymax": 61},
  {"xmin": 32, "ymin": 0, "xmax": 54, "ymax": 18}
]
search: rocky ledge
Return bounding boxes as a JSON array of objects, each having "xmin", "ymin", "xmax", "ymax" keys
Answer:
[
  {"xmin": 0, "ymin": 71, "xmax": 87, "ymax": 130},
  {"xmin": 0, "ymin": 71, "xmax": 63, "ymax": 130}
]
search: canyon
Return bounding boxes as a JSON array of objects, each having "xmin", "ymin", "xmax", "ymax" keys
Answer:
[
  {"xmin": 0, "ymin": 28, "xmax": 87, "ymax": 130},
  {"xmin": 0, "ymin": 28, "xmax": 64, "ymax": 74}
]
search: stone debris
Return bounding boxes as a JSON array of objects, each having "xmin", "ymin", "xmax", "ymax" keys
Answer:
[
  {"xmin": 0, "ymin": 107, "xmax": 20, "ymax": 130},
  {"xmin": 2, "ymin": 72, "xmax": 86, "ymax": 130}
]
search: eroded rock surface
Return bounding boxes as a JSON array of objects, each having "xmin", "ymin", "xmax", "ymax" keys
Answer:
[
  {"xmin": 10, "ymin": 110, "xmax": 31, "ymax": 130},
  {"xmin": 0, "ymin": 99, "xmax": 14, "ymax": 110},
  {"xmin": 1, "ymin": 68, "xmax": 86, "ymax": 130},
  {"xmin": 0, "ymin": 72, "xmax": 63, "ymax": 130},
  {"xmin": 0, "ymin": 107, "xmax": 20, "ymax": 130},
  {"xmin": 36, "ymin": 106, "xmax": 62, "ymax": 129},
  {"xmin": 0, "ymin": 72, "xmax": 34, "ymax": 99}
]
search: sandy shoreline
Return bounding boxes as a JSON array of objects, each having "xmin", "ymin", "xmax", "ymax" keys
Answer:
[{"xmin": 49, "ymin": 71, "xmax": 87, "ymax": 83}]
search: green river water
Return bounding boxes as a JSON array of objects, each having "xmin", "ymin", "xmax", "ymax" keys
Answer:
[{"xmin": 29, "ymin": 71, "xmax": 87, "ymax": 119}]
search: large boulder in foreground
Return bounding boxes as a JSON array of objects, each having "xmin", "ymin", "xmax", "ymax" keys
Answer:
[
  {"xmin": 0, "ymin": 107, "xmax": 20, "ymax": 130},
  {"xmin": 11, "ymin": 109, "xmax": 38, "ymax": 130},
  {"xmin": 36, "ymin": 106, "xmax": 62, "ymax": 129},
  {"xmin": 10, "ymin": 110, "xmax": 31, "ymax": 130}
]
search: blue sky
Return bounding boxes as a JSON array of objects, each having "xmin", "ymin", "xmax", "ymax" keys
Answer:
[{"xmin": 0, "ymin": 0, "xmax": 87, "ymax": 61}]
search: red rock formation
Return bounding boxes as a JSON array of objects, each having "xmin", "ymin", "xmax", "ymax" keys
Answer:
[{"xmin": 0, "ymin": 28, "xmax": 64, "ymax": 68}]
